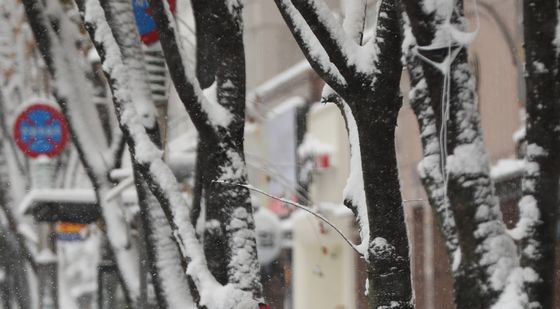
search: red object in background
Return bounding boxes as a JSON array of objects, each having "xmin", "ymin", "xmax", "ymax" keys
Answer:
[
  {"xmin": 133, "ymin": 0, "xmax": 176, "ymax": 45},
  {"xmin": 315, "ymin": 153, "xmax": 330, "ymax": 170},
  {"xmin": 259, "ymin": 303, "xmax": 271, "ymax": 309},
  {"xmin": 268, "ymin": 195, "xmax": 297, "ymax": 218}
]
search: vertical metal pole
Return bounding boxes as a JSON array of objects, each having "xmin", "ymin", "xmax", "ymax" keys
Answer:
[
  {"xmin": 98, "ymin": 238, "xmax": 118, "ymax": 309},
  {"xmin": 32, "ymin": 156, "xmax": 58, "ymax": 309}
]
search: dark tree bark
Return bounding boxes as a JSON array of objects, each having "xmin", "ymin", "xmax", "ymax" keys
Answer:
[
  {"xmin": 403, "ymin": 51, "xmax": 459, "ymax": 258},
  {"xmin": 190, "ymin": 137, "xmax": 205, "ymax": 228},
  {"xmin": 191, "ymin": 0, "xmax": 218, "ymax": 89},
  {"xmin": 274, "ymin": 0, "xmax": 412, "ymax": 307},
  {"xmin": 81, "ymin": 0, "xmax": 262, "ymax": 306},
  {"xmin": 150, "ymin": 0, "xmax": 263, "ymax": 298},
  {"xmin": 401, "ymin": 1, "xmax": 527, "ymax": 308},
  {"xmin": 520, "ymin": 1, "xmax": 560, "ymax": 307}
]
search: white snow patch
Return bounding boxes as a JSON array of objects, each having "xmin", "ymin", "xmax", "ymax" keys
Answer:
[
  {"xmin": 297, "ymin": 133, "xmax": 333, "ymax": 158},
  {"xmin": 491, "ymin": 267, "xmax": 539, "ymax": 309},
  {"xmin": 509, "ymin": 195, "xmax": 540, "ymax": 241},
  {"xmin": 490, "ymin": 159, "xmax": 524, "ymax": 180},
  {"xmin": 447, "ymin": 142, "xmax": 490, "ymax": 176},
  {"xmin": 532, "ymin": 61, "xmax": 547, "ymax": 74},
  {"xmin": 36, "ymin": 249, "xmax": 57, "ymax": 264},
  {"xmin": 339, "ymin": 102, "xmax": 369, "ymax": 256}
]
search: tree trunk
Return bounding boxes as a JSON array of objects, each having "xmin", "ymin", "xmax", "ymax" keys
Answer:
[
  {"xmin": 353, "ymin": 97, "xmax": 412, "ymax": 308},
  {"xmin": 401, "ymin": 2, "xmax": 519, "ymax": 307},
  {"xmin": 521, "ymin": 1, "xmax": 560, "ymax": 307}
]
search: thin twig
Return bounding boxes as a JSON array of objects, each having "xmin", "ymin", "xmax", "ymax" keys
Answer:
[{"xmin": 215, "ymin": 180, "xmax": 364, "ymax": 257}]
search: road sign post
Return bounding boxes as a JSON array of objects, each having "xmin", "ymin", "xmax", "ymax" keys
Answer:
[{"xmin": 13, "ymin": 100, "xmax": 68, "ymax": 309}]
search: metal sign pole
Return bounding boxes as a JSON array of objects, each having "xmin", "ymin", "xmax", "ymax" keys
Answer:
[{"xmin": 32, "ymin": 156, "xmax": 59, "ymax": 309}]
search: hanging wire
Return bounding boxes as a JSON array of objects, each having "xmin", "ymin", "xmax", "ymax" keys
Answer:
[{"xmin": 412, "ymin": 0, "xmax": 480, "ymax": 197}]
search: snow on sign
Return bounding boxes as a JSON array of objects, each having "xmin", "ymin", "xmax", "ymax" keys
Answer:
[
  {"xmin": 13, "ymin": 103, "xmax": 69, "ymax": 158},
  {"xmin": 132, "ymin": 0, "xmax": 176, "ymax": 45}
]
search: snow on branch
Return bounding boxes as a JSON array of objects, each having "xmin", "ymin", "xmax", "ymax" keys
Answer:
[
  {"xmin": 322, "ymin": 89, "xmax": 370, "ymax": 258},
  {"xmin": 372, "ymin": 0, "xmax": 401, "ymax": 74},
  {"xmin": 22, "ymin": 0, "xmax": 143, "ymax": 302},
  {"xmin": 289, "ymin": 0, "xmax": 354, "ymax": 74},
  {"xmin": 84, "ymin": 1, "xmax": 257, "ymax": 307},
  {"xmin": 98, "ymin": 0, "xmax": 158, "ymax": 131},
  {"xmin": 148, "ymin": 0, "xmax": 233, "ymax": 133},
  {"xmin": 402, "ymin": 28, "xmax": 460, "ymax": 267},
  {"xmin": 22, "ymin": 0, "xmax": 114, "ymax": 178},
  {"xmin": 273, "ymin": 0, "xmax": 348, "ymax": 92},
  {"xmin": 342, "ymin": 0, "xmax": 368, "ymax": 44}
]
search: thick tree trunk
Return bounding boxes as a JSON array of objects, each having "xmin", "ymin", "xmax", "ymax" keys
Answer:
[
  {"xmin": 202, "ymin": 137, "xmax": 262, "ymax": 296},
  {"xmin": 275, "ymin": 0, "xmax": 412, "ymax": 306},
  {"xmin": 521, "ymin": 1, "xmax": 560, "ymax": 307},
  {"xmin": 356, "ymin": 114, "xmax": 412, "ymax": 308},
  {"xmin": 402, "ymin": 2, "xmax": 519, "ymax": 308},
  {"xmin": 405, "ymin": 53, "xmax": 460, "ymax": 258},
  {"xmin": 83, "ymin": 0, "xmax": 260, "ymax": 306}
]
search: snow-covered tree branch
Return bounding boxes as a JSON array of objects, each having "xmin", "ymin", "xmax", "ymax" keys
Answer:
[
  {"xmin": 515, "ymin": 1, "xmax": 560, "ymax": 307},
  {"xmin": 401, "ymin": 0, "xmax": 560, "ymax": 308},
  {"xmin": 21, "ymin": 0, "xmax": 141, "ymax": 305},
  {"xmin": 275, "ymin": 0, "xmax": 413, "ymax": 308},
  {"xmin": 402, "ymin": 23, "xmax": 460, "ymax": 276},
  {"xmin": 80, "ymin": 0, "xmax": 264, "ymax": 307}
]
